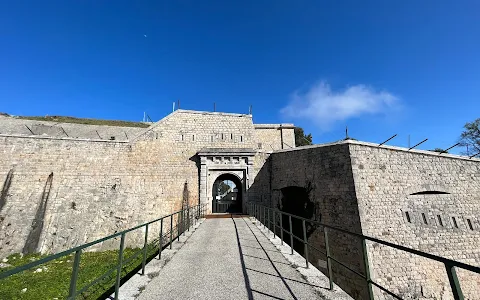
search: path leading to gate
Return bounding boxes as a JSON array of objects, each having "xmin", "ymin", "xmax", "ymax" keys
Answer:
[{"xmin": 137, "ymin": 217, "xmax": 325, "ymax": 300}]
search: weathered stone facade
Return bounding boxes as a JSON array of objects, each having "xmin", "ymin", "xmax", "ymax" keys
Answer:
[
  {"xmin": 1, "ymin": 109, "xmax": 479, "ymax": 300},
  {"xmin": 0, "ymin": 110, "xmax": 294, "ymax": 257},
  {"xmin": 251, "ymin": 140, "xmax": 480, "ymax": 300}
]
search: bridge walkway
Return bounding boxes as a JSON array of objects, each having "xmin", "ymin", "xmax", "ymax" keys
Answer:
[{"xmin": 137, "ymin": 217, "xmax": 324, "ymax": 300}]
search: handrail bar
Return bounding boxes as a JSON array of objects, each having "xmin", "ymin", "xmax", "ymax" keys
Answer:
[
  {"xmin": 253, "ymin": 203, "xmax": 480, "ymax": 274},
  {"xmin": 0, "ymin": 204, "xmax": 203, "ymax": 280}
]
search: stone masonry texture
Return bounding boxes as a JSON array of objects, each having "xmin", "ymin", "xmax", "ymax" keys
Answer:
[
  {"xmin": 251, "ymin": 140, "xmax": 480, "ymax": 300},
  {"xmin": 1, "ymin": 109, "xmax": 479, "ymax": 300},
  {"xmin": 0, "ymin": 110, "xmax": 294, "ymax": 257}
]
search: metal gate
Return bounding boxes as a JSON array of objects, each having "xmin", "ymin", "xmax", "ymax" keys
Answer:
[{"xmin": 212, "ymin": 179, "xmax": 242, "ymax": 213}]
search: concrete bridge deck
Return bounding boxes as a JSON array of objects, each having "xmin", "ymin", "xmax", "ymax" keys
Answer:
[{"xmin": 134, "ymin": 217, "xmax": 329, "ymax": 300}]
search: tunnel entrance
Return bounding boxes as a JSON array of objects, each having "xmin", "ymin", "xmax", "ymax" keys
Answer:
[{"xmin": 212, "ymin": 174, "xmax": 242, "ymax": 213}]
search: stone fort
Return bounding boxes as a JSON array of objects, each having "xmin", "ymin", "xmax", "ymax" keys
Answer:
[{"xmin": 0, "ymin": 109, "xmax": 479, "ymax": 299}]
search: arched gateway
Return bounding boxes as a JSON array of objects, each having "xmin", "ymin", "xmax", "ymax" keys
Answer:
[{"xmin": 197, "ymin": 148, "xmax": 256, "ymax": 214}]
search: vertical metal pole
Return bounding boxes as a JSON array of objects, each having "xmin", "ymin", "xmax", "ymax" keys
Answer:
[
  {"xmin": 361, "ymin": 239, "xmax": 375, "ymax": 300},
  {"xmin": 289, "ymin": 215, "xmax": 294, "ymax": 255},
  {"xmin": 170, "ymin": 215, "xmax": 173, "ymax": 249},
  {"xmin": 263, "ymin": 206, "xmax": 266, "ymax": 229},
  {"xmin": 273, "ymin": 210, "xmax": 276, "ymax": 238},
  {"xmin": 279, "ymin": 212, "xmax": 283, "ymax": 245},
  {"xmin": 68, "ymin": 249, "xmax": 82, "ymax": 299},
  {"xmin": 302, "ymin": 219, "xmax": 309, "ymax": 268},
  {"xmin": 267, "ymin": 208, "xmax": 270, "ymax": 232},
  {"xmin": 187, "ymin": 207, "xmax": 190, "ymax": 232},
  {"xmin": 445, "ymin": 264, "xmax": 464, "ymax": 300},
  {"xmin": 114, "ymin": 233, "xmax": 126, "ymax": 300},
  {"xmin": 324, "ymin": 227, "xmax": 334, "ymax": 290},
  {"xmin": 141, "ymin": 224, "xmax": 149, "ymax": 275},
  {"xmin": 159, "ymin": 218, "xmax": 163, "ymax": 259},
  {"xmin": 177, "ymin": 212, "xmax": 181, "ymax": 241}
]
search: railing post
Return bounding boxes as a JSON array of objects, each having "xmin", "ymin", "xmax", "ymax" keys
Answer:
[
  {"xmin": 324, "ymin": 227, "xmax": 334, "ymax": 290},
  {"xmin": 263, "ymin": 206, "xmax": 266, "ymax": 229},
  {"xmin": 279, "ymin": 211, "xmax": 283, "ymax": 245},
  {"xmin": 273, "ymin": 210, "xmax": 276, "ymax": 238},
  {"xmin": 159, "ymin": 218, "xmax": 164, "ymax": 259},
  {"xmin": 361, "ymin": 238, "xmax": 375, "ymax": 300},
  {"xmin": 141, "ymin": 224, "xmax": 149, "ymax": 275},
  {"xmin": 177, "ymin": 212, "xmax": 181, "ymax": 241},
  {"xmin": 289, "ymin": 215, "xmax": 294, "ymax": 255},
  {"xmin": 445, "ymin": 264, "xmax": 464, "ymax": 300},
  {"xmin": 187, "ymin": 207, "xmax": 189, "ymax": 231},
  {"xmin": 302, "ymin": 219, "xmax": 309, "ymax": 268},
  {"xmin": 114, "ymin": 233, "xmax": 126, "ymax": 300},
  {"xmin": 68, "ymin": 249, "xmax": 82, "ymax": 299},
  {"xmin": 267, "ymin": 208, "xmax": 271, "ymax": 232},
  {"xmin": 170, "ymin": 214, "xmax": 173, "ymax": 249}
]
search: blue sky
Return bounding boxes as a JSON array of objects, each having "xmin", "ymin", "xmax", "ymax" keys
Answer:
[{"xmin": 1, "ymin": 1, "xmax": 479, "ymax": 154}]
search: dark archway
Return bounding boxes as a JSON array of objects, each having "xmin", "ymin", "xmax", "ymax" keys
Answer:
[{"xmin": 212, "ymin": 173, "xmax": 243, "ymax": 213}]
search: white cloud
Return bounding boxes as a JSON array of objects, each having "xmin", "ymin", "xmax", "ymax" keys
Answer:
[{"xmin": 281, "ymin": 81, "xmax": 399, "ymax": 130}]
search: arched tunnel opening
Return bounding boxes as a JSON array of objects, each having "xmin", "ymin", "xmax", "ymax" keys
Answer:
[
  {"xmin": 212, "ymin": 173, "xmax": 242, "ymax": 213},
  {"xmin": 277, "ymin": 185, "xmax": 318, "ymax": 255}
]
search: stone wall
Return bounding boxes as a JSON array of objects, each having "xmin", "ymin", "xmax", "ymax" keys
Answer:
[
  {"xmin": 0, "ymin": 109, "xmax": 286, "ymax": 258},
  {"xmin": 252, "ymin": 141, "xmax": 480, "ymax": 299},
  {"xmin": 250, "ymin": 143, "xmax": 368, "ymax": 299},
  {"xmin": 254, "ymin": 124, "xmax": 295, "ymax": 151},
  {"xmin": 0, "ymin": 115, "xmax": 146, "ymax": 141},
  {"xmin": 349, "ymin": 141, "xmax": 480, "ymax": 299}
]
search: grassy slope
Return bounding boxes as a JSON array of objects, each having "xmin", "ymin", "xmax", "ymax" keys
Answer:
[
  {"xmin": 16, "ymin": 116, "xmax": 150, "ymax": 128},
  {"xmin": 0, "ymin": 242, "xmax": 160, "ymax": 300}
]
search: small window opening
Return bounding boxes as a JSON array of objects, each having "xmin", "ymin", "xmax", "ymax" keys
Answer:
[
  {"xmin": 422, "ymin": 213, "xmax": 428, "ymax": 225},
  {"xmin": 467, "ymin": 219, "xmax": 474, "ymax": 230},
  {"xmin": 211, "ymin": 135, "xmax": 214, "ymax": 142},
  {"xmin": 221, "ymin": 133, "xmax": 224, "ymax": 140},
  {"xmin": 405, "ymin": 211, "xmax": 411, "ymax": 223},
  {"xmin": 410, "ymin": 191, "xmax": 450, "ymax": 195},
  {"xmin": 181, "ymin": 134, "xmax": 184, "ymax": 141},
  {"xmin": 155, "ymin": 133, "xmax": 159, "ymax": 139},
  {"xmin": 192, "ymin": 135, "xmax": 195, "ymax": 141},
  {"xmin": 437, "ymin": 215, "xmax": 443, "ymax": 227},
  {"xmin": 231, "ymin": 133, "xmax": 233, "ymax": 139},
  {"xmin": 240, "ymin": 135, "xmax": 243, "ymax": 142},
  {"xmin": 452, "ymin": 217, "xmax": 458, "ymax": 228}
]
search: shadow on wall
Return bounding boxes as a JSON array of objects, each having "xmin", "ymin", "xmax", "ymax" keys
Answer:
[
  {"xmin": 22, "ymin": 172, "xmax": 54, "ymax": 254},
  {"xmin": 247, "ymin": 145, "xmax": 368, "ymax": 300},
  {"xmin": 0, "ymin": 169, "xmax": 14, "ymax": 214},
  {"xmin": 278, "ymin": 184, "xmax": 320, "ymax": 255}
]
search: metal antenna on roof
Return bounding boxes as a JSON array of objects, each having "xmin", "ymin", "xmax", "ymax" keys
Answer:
[
  {"xmin": 177, "ymin": 99, "xmax": 180, "ymax": 110},
  {"xmin": 437, "ymin": 143, "xmax": 460, "ymax": 154},
  {"xmin": 249, "ymin": 105, "xmax": 252, "ymax": 115},
  {"xmin": 345, "ymin": 126, "xmax": 349, "ymax": 139},
  {"xmin": 408, "ymin": 138, "xmax": 428, "ymax": 151},
  {"xmin": 378, "ymin": 134, "xmax": 397, "ymax": 147}
]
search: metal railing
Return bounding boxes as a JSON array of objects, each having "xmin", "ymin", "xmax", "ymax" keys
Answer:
[
  {"xmin": 248, "ymin": 203, "xmax": 480, "ymax": 300},
  {"xmin": 0, "ymin": 203, "xmax": 207, "ymax": 300}
]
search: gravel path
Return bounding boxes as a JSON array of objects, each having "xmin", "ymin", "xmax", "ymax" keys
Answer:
[{"xmin": 138, "ymin": 217, "xmax": 322, "ymax": 300}]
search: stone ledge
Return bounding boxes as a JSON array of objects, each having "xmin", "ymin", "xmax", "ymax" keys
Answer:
[
  {"xmin": 0, "ymin": 133, "xmax": 128, "ymax": 143},
  {"xmin": 272, "ymin": 139, "xmax": 480, "ymax": 162}
]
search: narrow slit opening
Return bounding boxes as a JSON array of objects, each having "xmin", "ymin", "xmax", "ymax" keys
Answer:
[
  {"xmin": 437, "ymin": 215, "xmax": 443, "ymax": 227},
  {"xmin": 422, "ymin": 213, "xmax": 428, "ymax": 225},
  {"xmin": 467, "ymin": 219, "xmax": 474, "ymax": 230},
  {"xmin": 452, "ymin": 217, "xmax": 458, "ymax": 228},
  {"xmin": 405, "ymin": 211, "xmax": 411, "ymax": 223}
]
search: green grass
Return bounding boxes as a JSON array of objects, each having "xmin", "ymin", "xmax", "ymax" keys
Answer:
[
  {"xmin": 0, "ymin": 242, "xmax": 161, "ymax": 300},
  {"xmin": 16, "ymin": 116, "xmax": 150, "ymax": 128}
]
